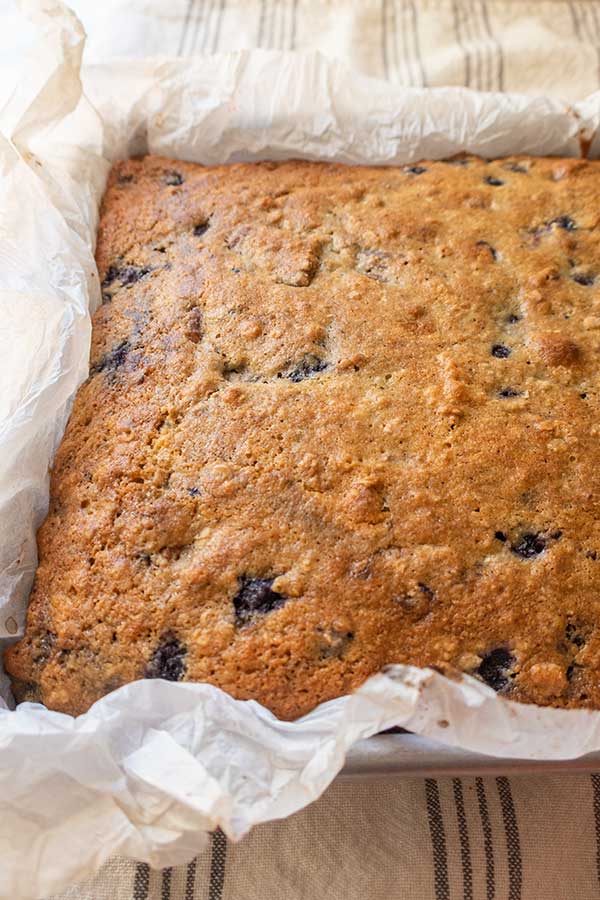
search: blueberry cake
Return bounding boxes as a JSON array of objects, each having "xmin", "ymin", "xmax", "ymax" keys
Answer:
[{"xmin": 7, "ymin": 154, "xmax": 600, "ymax": 717}]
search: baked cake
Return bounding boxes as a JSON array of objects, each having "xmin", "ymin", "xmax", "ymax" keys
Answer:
[{"xmin": 6, "ymin": 154, "xmax": 600, "ymax": 717}]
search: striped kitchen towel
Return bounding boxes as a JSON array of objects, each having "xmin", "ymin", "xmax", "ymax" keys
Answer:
[
  {"xmin": 1, "ymin": 0, "xmax": 600, "ymax": 102},
  {"xmin": 1, "ymin": 0, "xmax": 598, "ymax": 101},
  {"xmin": 50, "ymin": 773, "xmax": 600, "ymax": 899}
]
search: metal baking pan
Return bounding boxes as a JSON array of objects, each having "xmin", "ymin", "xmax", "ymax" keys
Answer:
[{"xmin": 341, "ymin": 733, "xmax": 600, "ymax": 778}]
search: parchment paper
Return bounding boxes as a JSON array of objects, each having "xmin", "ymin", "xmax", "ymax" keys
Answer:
[{"xmin": 2, "ymin": 2, "xmax": 600, "ymax": 897}]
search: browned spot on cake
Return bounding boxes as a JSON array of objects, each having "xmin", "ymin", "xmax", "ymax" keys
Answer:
[{"xmin": 534, "ymin": 333, "xmax": 580, "ymax": 367}]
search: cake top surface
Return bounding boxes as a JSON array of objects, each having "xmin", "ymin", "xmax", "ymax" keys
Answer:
[{"xmin": 7, "ymin": 153, "xmax": 600, "ymax": 717}]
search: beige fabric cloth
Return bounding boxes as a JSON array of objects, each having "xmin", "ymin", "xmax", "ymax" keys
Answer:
[
  {"xmin": 2, "ymin": 0, "xmax": 598, "ymax": 101},
  {"xmin": 1, "ymin": 0, "xmax": 599, "ymax": 101},
  {"xmin": 51, "ymin": 774, "xmax": 600, "ymax": 900},
  {"xmin": 2, "ymin": 1, "xmax": 592, "ymax": 897}
]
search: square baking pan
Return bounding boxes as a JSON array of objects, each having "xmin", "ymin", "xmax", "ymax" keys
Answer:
[{"xmin": 341, "ymin": 733, "xmax": 600, "ymax": 778}]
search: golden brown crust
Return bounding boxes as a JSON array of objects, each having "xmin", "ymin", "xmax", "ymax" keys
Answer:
[{"xmin": 7, "ymin": 153, "xmax": 600, "ymax": 717}]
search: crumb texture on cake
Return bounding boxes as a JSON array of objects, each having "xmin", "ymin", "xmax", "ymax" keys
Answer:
[{"xmin": 6, "ymin": 153, "xmax": 600, "ymax": 717}]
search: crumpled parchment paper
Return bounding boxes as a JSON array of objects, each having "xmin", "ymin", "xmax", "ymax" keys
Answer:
[{"xmin": 2, "ymin": 2, "xmax": 600, "ymax": 897}]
